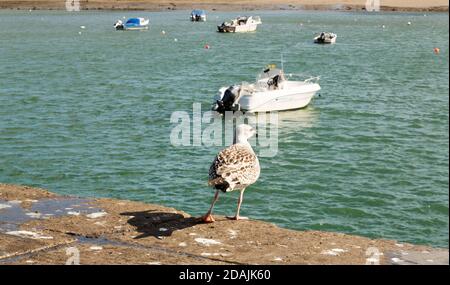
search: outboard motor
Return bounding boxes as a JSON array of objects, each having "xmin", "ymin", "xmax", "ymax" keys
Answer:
[
  {"xmin": 213, "ymin": 85, "xmax": 241, "ymax": 114},
  {"xmin": 114, "ymin": 20, "xmax": 124, "ymax": 30},
  {"xmin": 315, "ymin": 32, "xmax": 324, "ymax": 43}
]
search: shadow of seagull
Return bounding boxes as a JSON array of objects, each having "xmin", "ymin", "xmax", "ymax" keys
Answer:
[{"xmin": 120, "ymin": 210, "xmax": 200, "ymax": 239}]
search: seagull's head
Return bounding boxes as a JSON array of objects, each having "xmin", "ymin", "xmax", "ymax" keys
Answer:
[{"xmin": 235, "ymin": 124, "xmax": 257, "ymax": 143}]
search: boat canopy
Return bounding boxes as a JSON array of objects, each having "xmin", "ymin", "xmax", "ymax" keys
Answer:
[
  {"xmin": 191, "ymin": 9, "xmax": 206, "ymax": 16},
  {"xmin": 125, "ymin": 18, "xmax": 149, "ymax": 27},
  {"xmin": 126, "ymin": 18, "xmax": 141, "ymax": 25}
]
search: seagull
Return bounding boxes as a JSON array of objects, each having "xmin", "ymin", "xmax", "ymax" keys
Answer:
[{"xmin": 202, "ymin": 124, "xmax": 260, "ymax": 223}]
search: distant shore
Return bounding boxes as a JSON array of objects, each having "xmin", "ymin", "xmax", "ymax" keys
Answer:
[{"xmin": 0, "ymin": 0, "xmax": 448, "ymax": 12}]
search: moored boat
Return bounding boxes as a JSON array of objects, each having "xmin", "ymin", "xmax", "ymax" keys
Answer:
[
  {"xmin": 314, "ymin": 32, "xmax": 337, "ymax": 44},
  {"xmin": 212, "ymin": 67, "xmax": 321, "ymax": 113},
  {"xmin": 114, "ymin": 18, "xmax": 149, "ymax": 31},
  {"xmin": 191, "ymin": 10, "xmax": 207, "ymax": 22},
  {"xmin": 217, "ymin": 16, "xmax": 262, "ymax": 33}
]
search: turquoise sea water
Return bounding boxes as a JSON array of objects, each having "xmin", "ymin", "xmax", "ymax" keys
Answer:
[{"xmin": 0, "ymin": 10, "xmax": 448, "ymax": 248}]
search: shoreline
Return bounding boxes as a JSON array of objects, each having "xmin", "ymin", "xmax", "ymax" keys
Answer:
[
  {"xmin": 0, "ymin": 1, "xmax": 448, "ymax": 13},
  {"xmin": 0, "ymin": 183, "xmax": 448, "ymax": 265}
]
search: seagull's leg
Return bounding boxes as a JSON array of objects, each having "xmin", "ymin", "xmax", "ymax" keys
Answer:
[
  {"xmin": 202, "ymin": 190, "xmax": 220, "ymax": 223},
  {"xmin": 227, "ymin": 189, "xmax": 249, "ymax": 220}
]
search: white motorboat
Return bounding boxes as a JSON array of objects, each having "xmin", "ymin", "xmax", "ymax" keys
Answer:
[
  {"xmin": 212, "ymin": 67, "xmax": 321, "ymax": 113},
  {"xmin": 114, "ymin": 18, "xmax": 149, "ymax": 31},
  {"xmin": 217, "ymin": 16, "xmax": 262, "ymax": 33},
  {"xmin": 191, "ymin": 9, "xmax": 207, "ymax": 22},
  {"xmin": 314, "ymin": 32, "xmax": 337, "ymax": 44}
]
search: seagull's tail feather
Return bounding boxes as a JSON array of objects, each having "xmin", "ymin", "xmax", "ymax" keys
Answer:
[{"xmin": 208, "ymin": 178, "xmax": 230, "ymax": 193}]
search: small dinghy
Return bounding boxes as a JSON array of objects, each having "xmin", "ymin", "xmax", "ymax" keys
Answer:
[
  {"xmin": 212, "ymin": 66, "xmax": 321, "ymax": 113},
  {"xmin": 314, "ymin": 32, "xmax": 337, "ymax": 44},
  {"xmin": 114, "ymin": 18, "xmax": 149, "ymax": 31},
  {"xmin": 191, "ymin": 9, "xmax": 207, "ymax": 22},
  {"xmin": 217, "ymin": 16, "xmax": 262, "ymax": 33}
]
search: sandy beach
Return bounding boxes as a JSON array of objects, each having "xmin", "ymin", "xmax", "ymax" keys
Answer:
[{"xmin": 0, "ymin": 0, "xmax": 448, "ymax": 12}]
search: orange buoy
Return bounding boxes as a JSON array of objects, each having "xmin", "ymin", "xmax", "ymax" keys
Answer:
[
  {"xmin": 434, "ymin": 47, "xmax": 440, "ymax": 54},
  {"xmin": 204, "ymin": 44, "xmax": 210, "ymax": 49}
]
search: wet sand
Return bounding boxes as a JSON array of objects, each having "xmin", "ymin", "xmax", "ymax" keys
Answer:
[
  {"xmin": 0, "ymin": 0, "xmax": 448, "ymax": 12},
  {"xmin": 0, "ymin": 183, "xmax": 448, "ymax": 265}
]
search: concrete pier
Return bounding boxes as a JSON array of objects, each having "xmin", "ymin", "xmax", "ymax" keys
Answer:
[{"xmin": 0, "ymin": 184, "xmax": 448, "ymax": 265}]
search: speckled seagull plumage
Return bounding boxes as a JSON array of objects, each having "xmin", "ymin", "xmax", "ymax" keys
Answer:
[
  {"xmin": 202, "ymin": 124, "xmax": 260, "ymax": 223},
  {"xmin": 208, "ymin": 143, "xmax": 260, "ymax": 192}
]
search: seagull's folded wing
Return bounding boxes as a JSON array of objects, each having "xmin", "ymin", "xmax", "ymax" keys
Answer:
[{"xmin": 208, "ymin": 144, "xmax": 260, "ymax": 189}]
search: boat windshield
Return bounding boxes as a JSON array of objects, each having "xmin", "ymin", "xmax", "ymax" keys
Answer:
[
  {"xmin": 237, "ymin": 17, "xmax": 248, "ymax": 25},
  {"xmin": 257, "ymin": 68, "xmax": 284, "ymax": 81},
  {"xmin": 253, "ymin": 68, "xmax": 286, "ymax": 91}
]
